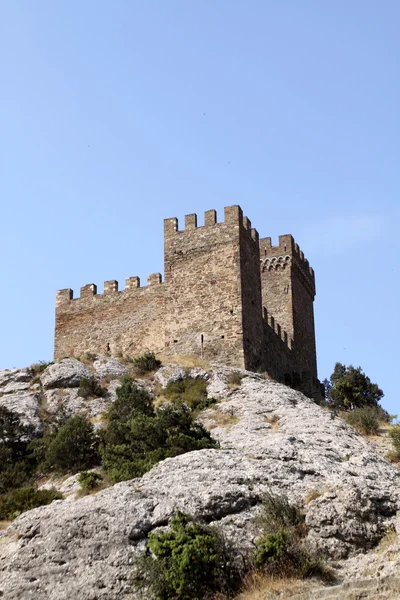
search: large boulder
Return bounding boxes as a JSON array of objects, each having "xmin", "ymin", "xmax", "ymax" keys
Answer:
[
  {"xmin": 92, "ymin": 357, "xmax": 128, "ymax": 380},
  {"xmin": 0, "ymin": 371, "xmax": 399, "ymax": 599},
  {"xmin": 40, "ymin": 359, "xmax": 92, "ymax": 389},
  {"xmin": 0, "ymin": 392, "xmax": 42, "ymax": 435}
]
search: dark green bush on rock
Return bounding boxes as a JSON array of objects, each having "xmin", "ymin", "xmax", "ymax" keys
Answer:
[
  {"xmin": 78, "ymin": 470, "xmax": 103, "ymax": 491},
  {"xmin": 133, "ymin": 352, "xmax": 161, "ymax": 374},
  {"xmin": 164, "ymin": 377, "xmax": 217, "ymax": 411},
  {"xmin": 44, "ymin": 415, "xmax": 100, "ymax": 473},
  {"xmin": 78, "ymin": 377, "xmax": 107, "ymax": 399},
  {"xmin": 0, "ymin": 487, "xmax": 62, "ymax": 520},
  {"xmin": 100, "ymin": 380, "xmax": 218, "ymax": 482},
  {"xmin": 140, "ymin": 511, "xmax": 241, "ymax": 600},
  {"xmin": 0, "ymin": 406, "xmax": 35, "ymax": 493}
]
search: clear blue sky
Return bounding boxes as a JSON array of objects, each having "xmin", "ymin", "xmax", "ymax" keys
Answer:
[{"xmin": 1, "ymin": 1, "xmax": 399, "ymax": 414}]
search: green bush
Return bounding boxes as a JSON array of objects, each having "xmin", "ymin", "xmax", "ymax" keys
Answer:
[
  {"xmin": 255, "ymin": 492, "xmax": 330, "ymax": 581},
  {"xmin": 164, "ymin": 377, "xmax": 217, "ymax": 411},
  {"xmin": 78, "ymin": 376, "xmax": 107, "ymax": 399},
  {"xmin": 100, "ymin": 382, "xmax": 218, "ymax": 482},
  {"xmin": 0, "ymin": 406, "xmax": 36, "ymax": 493},
  {"xmin": 44, "ymin": 415, "xmax": 100, "ymax": 473},
  {"xmin": 0, "ymin": 487, "xmax": 62, "ymax": 520},
  {"xmin": 343, "ymin": 406, "xmax": 381, "ymax": 435},
  {"xmin": 141, "ymin": 511, "xmax": 240, "ymax": 599},
  {"xmin": 78, "ymin": 470, "xmax": 103, "ymax": 491},
  {"xmin": 389, "ymin": 425, "xmax": 400, "ymax": 459},
  {"xmin": 133, "ymin": 352, "xmax": 161, "ymax": 374},
  {"xmin": 255, "ymin": 530, "xmax": 289, "ymax": 566}
]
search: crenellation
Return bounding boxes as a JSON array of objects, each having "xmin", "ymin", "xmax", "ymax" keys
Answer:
[
  {"xmin": 147, "ymin": 273, "xmax": 162, "ymax": 286},
  {"xmin": 204, "ymin": 209, "xmax": 217, "ymax": 226},
  {"xmin": 56, "ymin": 288, "xmax": 73, "ymax": 306},
  {"xmin": 243, "ymin": 216, "xmax": 251, "ymax": 230},
  {"xmin": 185, "ymin": 213, "xmax": 197, "ymax": 229},
  {"xmin": 54, "ymin": 204, "xmax": 322, "ymax": 401},
  {"xmin": 104, "ymin": 280, "xmax": 118, "ymax": 294},
  {"xmin": 126, "ymin": 276, "xmax": 140, "ymax": 290},
  {"xmin": 80, "ymin": 284, "xmax": 97, "ymax": 298}
]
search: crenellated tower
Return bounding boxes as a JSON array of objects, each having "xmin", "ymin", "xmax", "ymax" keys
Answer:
[{"xmin": 259, "ymin": 234, "xmax": 317, "ymax": 378}]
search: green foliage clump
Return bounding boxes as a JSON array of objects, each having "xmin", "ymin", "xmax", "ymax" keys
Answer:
[
  {"xmin": 78, "ymin": 376, "xmax": 107, "ymax": 399},
  {"xmin": 389, "ymin": 425, "xmax": 400, "ymax": 460},
  {"xmin": 133, "ymin": 351, "xmax": 161, "ymax": 374},
  {"xmin": 343, "ymin": 406, "xmax": 381, "ymax": 435},
  {"xmin": 141, "ymin": 511, "xmax": 240, "ymax": 599},
  {"xmin": 78, "ymin": 470, "xmax": 103, "ymax": 491},
  {"xmin": 324, "ymin": 363, "xmax": 384, "ymax": 412},
  {"xmin": 255, "ymin": 492, "xmax": 330, "ymax": 581},
  {"xmin": 27, "ymin": 360, "xmax": 54, "ymax": 375},
  {"xmin": 100, "ymin": 380, "xmax": 218, "ymax": 482},
  {"xmin": 0, "ymin": 487, "xmax": 61, "ymax": 520},
  {"xmin": 0, "ymin": 406, "xmax": 35, "ymax": 493},
  {"xmin": 164, "ymin": 377, "xmax": 217, "ymax": 411},
  {"xmin": 43, "ymin": 415, "xmax": 100, "ymax": 474}
]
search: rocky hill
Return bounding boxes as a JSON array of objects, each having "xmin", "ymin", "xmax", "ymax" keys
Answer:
[{"xmin": 0, "ymin": 358, "xmax": 399, "ymax": 599}]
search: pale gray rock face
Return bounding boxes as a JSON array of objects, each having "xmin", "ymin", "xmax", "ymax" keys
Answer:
[
  {"xmin": 0, "ymin": 368, "xmax": 32, "ymax": 394},
  {"xmin": 44, "ymin": 388, "xmax": 111, "ymax": 422},
  {"xmin": 93, "ymin": 357, "xmax": 128, "ymax": 380},
  {"xmin": 0, "ymin": 392, "xmax": 42, "ymax": 435},
  {"xmin": 154, "ymin": 364, "xmax": 209, "ymax": 388},
  {"xmin": 0, "ymin": 366, "xmax": 399, "ymax": 600},
  {"xmin": 40, "ymin": 359, "xmax": 92, "ymax": 389}
]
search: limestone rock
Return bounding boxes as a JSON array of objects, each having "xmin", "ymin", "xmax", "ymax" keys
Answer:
[
  {"xmin": 0, "ymin": 369, "xmax": 399, "ymax": 599},
  {"xmin": 0, "ymin": 368, "xmax": 32, "ymax": 395},
  {"xmin": 44, "ymin": 388, "xmax": 111, "ymax": 423},
  {"xmin": 154, "ymin": 364, "xmax": 209, "ymax": 388},
  {"xmin": 0, "ymin": 392, "xmax": 42, "ymax": 435},
  {"xmin": 40, "ymin": 359, "xmax": 92, "ymax": 389},
  {"xmin": 93, "ymin": 357, "xmax": 128, "ymax": 380}
]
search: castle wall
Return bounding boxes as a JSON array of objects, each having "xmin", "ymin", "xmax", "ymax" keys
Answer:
[
  {"xmin": 54, "ymin": 278, "xmax": 166, "ymax": 359},
  {"xmin": 54, "ymin": 204, "xmax": 322, "ymax": 400}
]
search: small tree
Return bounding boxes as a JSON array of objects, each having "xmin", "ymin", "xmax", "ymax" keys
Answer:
[
  {"xmin": 324, "ymin": 363, "xmax": 384, "ymax": 412},
  {"xmin": 0, "ymin": 407, "xmax": 35, "ymax": 492},
  {"xmin": 44, "ymin": 415, "xmax": 100, "ymax": 473}
]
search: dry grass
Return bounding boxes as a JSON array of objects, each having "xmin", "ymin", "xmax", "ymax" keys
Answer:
[
  {"xmin": 227, "ymin": 372, "xmax": 245, "ymax": 390},
  {"xmin": 264, "ymin": 414, "xmax": 280, "ymax": 430},
  {"xmin": 0, "ymin": 520, "xmax": 12, "ymax": 531},
  {"xmin": 208, "ymin": 408, "xmax": 240, "ymax": 430},
  {"xmin": 377, "ymin": 528, "xmax": 398, "ymax": 554},
  {"xmin": 158, "ymin": 354, "xmax": 210, "ymax": 370},
  {"xmin": 304, "ymin": 489, "xmax": 322, "ymax": 505},
  {"xmin": 230, "ymin": 572, "xmax": 315, "ymax": 599}
]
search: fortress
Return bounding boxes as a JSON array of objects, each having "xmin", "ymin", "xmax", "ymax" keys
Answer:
[{"xmin": 55, "ymin": 205, "xmax": 323, "ymax": 400}]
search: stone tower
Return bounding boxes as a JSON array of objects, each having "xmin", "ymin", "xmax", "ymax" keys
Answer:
[{"xmin": 259, "ymin": 234, "xmax": 317, "ymax": 377}]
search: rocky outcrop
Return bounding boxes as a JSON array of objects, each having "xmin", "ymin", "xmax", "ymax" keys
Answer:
[
  {"xmin": 0, "ymin": 363, "xmax": 399, "ymax": 599},
  {"xmin": 40, "ymin": 358, "xmax": 92, "ymax": 389}
]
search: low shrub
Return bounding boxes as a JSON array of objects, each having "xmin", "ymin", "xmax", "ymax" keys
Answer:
[
  {"xmin": 0, "ymin": 487, "xmax": 61, "ymax": 520},
  {"xmin": 255, "ymin": 492, "xmax": 330, "ymax": 581},
  {"xmin": 78, "ymin": 376, "xmax": 107, "ymax": 399},
  {"xmin": 227, "ymin": 372, "xmax": 245, "ymax": 388},
  {"xmin": 342, "ymin": 406, "xmax": 381, "ymax": 435},
  {"xmin": 133, "ymin": 352, "xmax": 161, "ymax": 374},
  {"xmin": 44, "ymin": 415, "xmax": 100, "ymax": 473},
  {"xmin": 140, "ymin": 511, "xmax": 241, "ymax": 599},
  {"xmin": 27, "ymin": 360, "xmax": 54, "ymax": 375},
  {"xmin": 389, "ymin": 425, "xmax": 400, "ymax": 460},
  {"xmin": 78, "ymin": 470, "xmax": 103, "ymax": 491},
  {"xmin": 164, "ymin": 377, "xmax": 216, "ymax": 411}
]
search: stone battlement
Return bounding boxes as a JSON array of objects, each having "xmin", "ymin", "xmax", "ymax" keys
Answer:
[{"xmin": 54, "ymin": 204, "xmax": 322, "ymax": 401}]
